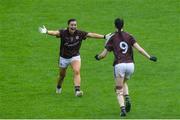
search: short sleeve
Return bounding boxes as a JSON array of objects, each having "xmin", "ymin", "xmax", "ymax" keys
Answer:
[
  {"xmin": 56, "ymin": 29, "xmax": 63, "ymax": 38},
  {"xmin": 59, "ymin": 29, "xmax": 64, "ymax": 38},
  {"xmin": 105, "ymin": 38, "xmax": 113, "ymax": 51},
  {"xmin": 80, "ymin": 31, "xmax": 88, "ymax": 40},
  {"xmin": 129, "ymin": 35, "xmax": 136, "ymax": 45}
]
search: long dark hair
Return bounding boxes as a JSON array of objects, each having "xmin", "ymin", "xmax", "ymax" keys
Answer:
[
  {"xmin": 115, "ymin": 18, "xmax": 125, "ymax": 40},
  {"xmin": 114, "ymin": 18, "xmax": 124, "ymax": 32}
]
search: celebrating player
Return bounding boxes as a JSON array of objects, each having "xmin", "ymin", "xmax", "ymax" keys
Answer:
[
  {"xmin": 39, "ymin": 19, "xmax": 105, "ymax": 97},
  {"xmin": 95, "ymin": 18, "xmax": 157, "ymax": 116}
]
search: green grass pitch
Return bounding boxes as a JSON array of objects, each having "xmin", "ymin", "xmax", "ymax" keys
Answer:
[{"xmin": 0, "ymin": 0, "xmax": 180, "ymax": 118}]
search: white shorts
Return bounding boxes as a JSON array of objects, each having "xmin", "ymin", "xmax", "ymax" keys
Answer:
[
  {"xmin": 114, "ymin": 63, "xmax": 134, "ymax": 80},
  {"xmin": 59, "ymin": 55, "xmax": 81, "ymax": 68}
]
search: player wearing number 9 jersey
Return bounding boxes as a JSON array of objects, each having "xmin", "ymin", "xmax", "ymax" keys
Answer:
[
  {"xmin": 95, "ymin": 18, "xmax": 157, "ymax": 117},
  {"xmin": 105, "ymin": 31, "xmax": 136, "ymax": 65}
]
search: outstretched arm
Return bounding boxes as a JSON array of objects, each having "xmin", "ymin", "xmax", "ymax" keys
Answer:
[
  {"xmin": 39, "ymin": 25, "xmax": 60, "ymax": 36},
  {"xmin": 87, "ymin": 33, "xmax": 104, "ymax": 39},
  {"xmin": 133, "ymin": 42, "xmax": 157, "ymax": 61},
  {"xmin": 95, "ymin": 48, "xmax": 109, "ymax": 60},
  {"xmin": 47, "ymin": 30, "xmax": 59, "ymax": 36}
]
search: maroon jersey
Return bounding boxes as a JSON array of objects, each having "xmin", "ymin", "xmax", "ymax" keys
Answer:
[
  {"xmin": 105, "ymin": 31, "xmax": 136, "ymax": 66},
  {"xmin": 58, "ymin": 29, "xmax": 88, "ymax": 58}
]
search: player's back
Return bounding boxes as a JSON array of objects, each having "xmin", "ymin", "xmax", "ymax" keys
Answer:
[{"xmin": 109, "ymin": 31, "xmax": 136, "ymax": 65}]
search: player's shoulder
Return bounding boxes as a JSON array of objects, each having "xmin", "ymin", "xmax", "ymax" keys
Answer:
[
  {"xmin": 109, "ymin": 32, "xmax": 117, "ymax": 38},
  {"xmin": 76, "ymin": 29, "xmax": 87, "ymax": 34},
  {"xmin": 58, "ymin": 28, "xmax": 68, "ymax": 37},
  {"xmin": 123, "ymin": 31, "xmax": 136, "ymax": 44},
  {"xmin": 122, "ymin": 31, "xmax": 134, "ymax": 38},
  {"xmin": 59, "ymin": 28, "xmax": 69, "ymax": 36},
  {"xmin": 122, "ymin": 31, "xmax": 130, "ymax": 35},
  {"xmin": 75, "ymin": 29, "xmax": 88, "ymax": 37},
  {"xmin": 60, "ymin": 28, "xmax": 68, "ymax": 32},
  {"xmin": 105, "ymin": 32, "xmax": 116, "ymax": 42}
]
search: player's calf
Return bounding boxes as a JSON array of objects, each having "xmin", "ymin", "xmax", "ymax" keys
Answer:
[
  {"xmin": 124, "ymin": 95, "xmax": 131, "ymax": 112},
  {"xmin": 116, "ymin": 86, "xmax": 127, "ymax": 116}
]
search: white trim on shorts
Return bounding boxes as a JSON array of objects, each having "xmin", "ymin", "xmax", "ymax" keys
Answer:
[
  {"xmin": 114, "ymin": 63, "xmax": 134, "ymax": 80},
  {"xmin": 59, "ymin": 55, "xmax": 81, "ymax": 68}
]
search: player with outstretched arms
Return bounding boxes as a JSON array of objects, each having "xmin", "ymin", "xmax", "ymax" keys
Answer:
[
  {"xmin": 39, "ymin": 19, "xmax": 107, "ymax": 97},
  {"xmin": 95, "ymin": 18, "xmax": 157, "ymax": 116}
]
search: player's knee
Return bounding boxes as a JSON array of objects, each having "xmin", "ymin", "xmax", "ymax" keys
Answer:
[
  {"xmin": 60, "ymin": 72, "xmax": 66, "ymax": 78},
  {"xmin": 116, "ymin": 85, "xmax": 123, "ymax": 90},
  {"xmin": 74, "ymin": 69, "xmax": 80, "ymax": 75},
  {"xmin": 115, "ymin": 86, "xmax": 123, "ymax": 95}
]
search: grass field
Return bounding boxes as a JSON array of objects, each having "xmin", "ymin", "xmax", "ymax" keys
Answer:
[{"xmin": 0, "ymin": 0, "xmax": 180, "ymax": 118}]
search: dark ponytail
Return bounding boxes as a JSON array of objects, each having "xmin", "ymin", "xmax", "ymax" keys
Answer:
[{"xmin": 114, "ymin": 18, "xmax": 124, "ymax": 32}]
